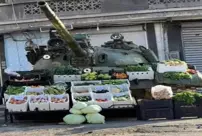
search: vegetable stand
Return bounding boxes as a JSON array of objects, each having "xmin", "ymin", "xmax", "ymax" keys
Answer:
[
  {"xmin": 2, "ymin": 61, "xmax": 202, "ymax": 123},
  {"xmin": 2, "ymin": 79, "xmax": 137, "ymax": 123}
]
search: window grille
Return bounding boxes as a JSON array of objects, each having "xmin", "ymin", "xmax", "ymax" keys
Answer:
[{"xmin": 24, "ymin": 0, "xmax": 102, "ymax": 15}]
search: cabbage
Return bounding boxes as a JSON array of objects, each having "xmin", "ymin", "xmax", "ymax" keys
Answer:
[
  {"xmin": 63, "ymin": 114, "xmax": 86, "ymax": 125},
  {"xmin": 86, "ymin": 113, "xmax": 105, "ymax": 124},
  {"xmin": 69, "ymin": 108, "xmax": 82, "ymax": 115},
  {"xmin": 72, "ymin": 102, "xmax": 87, "ymax": 110},
  {"xmin": 81, "ymin": 105, "xmax": 102, "ymax": 114}
]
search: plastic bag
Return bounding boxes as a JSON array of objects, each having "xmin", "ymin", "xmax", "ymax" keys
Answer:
[
  {"xmin": 69, "ymin": 108, "xmax": 82, "ymax": 115},
  {"xmin": 151, "ymin": 85, "xmax": 173, "ymax": 100},
  {"xmin": 4, "ymin": 68, "xmax": 20, "ymax": 77},
  {"xmin": 63, "ymin": 114, "xmax": 86, "ymax": 125},
  {"xmin": 86, "ymin": 113, "xmax": 105, "ymax": 124},
  {"xmin": 72, "ymin": 102, "xmax": 87, "ymax": 110},
  {"xmin": 81, "ymin": 105, "xmax": 102, "ymax": 114}
]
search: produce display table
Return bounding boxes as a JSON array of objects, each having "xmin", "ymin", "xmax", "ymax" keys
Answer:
[
  {"xmin": 4, "ymin": 109, "xmax": 70, "ymax": 123},
  {"xmin": 4, "ymin": 105, "xmax": 136, "ymax": 123},
  {"xmin": 1, "ymin": 78, "xmax": 137, "ymax": 123},
  {"xmin": 1, "ymin": 61, "xmax": 201, "ymax": 123}
]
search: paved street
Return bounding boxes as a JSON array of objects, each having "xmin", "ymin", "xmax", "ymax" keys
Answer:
[{"xmin": 0, "ymin": 118, "xmax": 202, "ymax": 136}]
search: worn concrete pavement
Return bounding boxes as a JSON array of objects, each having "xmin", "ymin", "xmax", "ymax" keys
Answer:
[{"xmin": 0, "ymin": 118, "xmax": 202, "ymax": 136}]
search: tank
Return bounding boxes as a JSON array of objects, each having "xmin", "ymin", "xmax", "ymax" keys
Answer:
[
  {"xmin": 24, "ymin": 1, "xmax": 202, "ymax": 88},
  {"xmin": 25, "ymin": 1, "xmax": 159, "ymax": 70}
]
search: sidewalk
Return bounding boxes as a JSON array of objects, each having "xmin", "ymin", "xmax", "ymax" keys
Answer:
[{"xmin": 0, "ymin": 118, "xmax": 202, "ymax": 136}]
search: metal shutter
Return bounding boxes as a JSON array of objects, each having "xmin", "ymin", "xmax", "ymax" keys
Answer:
[{"xmin": 181, "ymin": 26, "xmax": 202, "ymax": 72}]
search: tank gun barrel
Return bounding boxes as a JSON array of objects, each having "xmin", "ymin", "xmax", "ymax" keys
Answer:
[{"xmin": 38, "ymin": 1, "xmax": 86, "ymax": 57}]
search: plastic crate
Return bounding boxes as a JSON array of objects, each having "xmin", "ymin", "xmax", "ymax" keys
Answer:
[
  {"xmin": 6, "ymin": 95, "xmax": 28, "ymax": 112},
  {"xmin": 110, "ymin": 84, "xmax": 130, "ymax": 94},
  {"xmin": 91, "ymin": 85, "xmax": 110, "ymax": 93},
  {"xmin": 4, "ymin": 94, "xmax": 10, "ymax": 101},
  {"xmin": 112, "ymin": 91, "xmax": 134, "ymax": 107},
  {"xmin": 53, "ymin": 75, "xmax": 81, "ymax": 83},
  {"xmin": 126, "ymin": 67, "xmax": 154, "ymax": 81},
  {"xmin": 4, "ymin": 93, "xmax": 24, "ymax": 101},
  {"xmin": 49, "ymin": 94, "xmax": 69, "ymax": 111},
  {"xmin": 29, "ymin": 95, "xmax": 50, "ymax": 111},
  {"xmin": 71, "ymin": 80, "xmax": 102, "ymax": 87},
  {"xmin": 72, "ymin": 93, "xmax": 94, "ymax": 105},
  {"xmin": 71, "ymin": 86, "xmax": 91, "ymax": 94},
  {"xmin": 137, "ymin": 99, "xmax": 173, "ymax": 120},
  {"xmin": 157, "ymin": 63, "xmax": 187, "ymax": 73},
  {"xmin": 25, "ymin": 86, "xmax": 45, "ymax": 92},
  {"xmin": 173, "ymin": 100, "xmax": 202, "ymax": 119},
  {"xmin": 93, "ymin": 92, "xmax": 113, "ymax": 109}
]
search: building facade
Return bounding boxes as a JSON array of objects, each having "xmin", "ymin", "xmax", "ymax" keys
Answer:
[{"xmin": 0, "ymin": 0, "xmax": 202, "ymax": 77}]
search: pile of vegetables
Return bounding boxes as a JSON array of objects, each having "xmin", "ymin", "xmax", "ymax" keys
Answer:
[
  {"xmin": 173, "ymin": 91, "xmax": 202, "ymax": 105},
  {"xmin": 30, "ymin": 96, "xmax": 49, "ymax": 103},
  {"xmin": 64, "ymin": 103, "xmax": 104, "ymax": 125},
  {"xmin": 92, "ymin": 86, "xmax": 109, "ymax": 93},
  {"xmin": 111, "ymin": 86, "xmax": 128, "ymax": 93},
  {"xmin": 51, "ymin": 96, "xmax": 68, "ymax": 103},
  {"xmin": 125, "ymin": 65, "xmax": 149, "ymax": 72},
  {"xmin": 6, "ymin": 86, "xmax": 25, "ymax": 95},
  {"xmin": 44, "ymin": 86, "xmax": 65, "ymax": 95},
  {"xmin": 93, "ymin": 89, "xmax": 109, "ymax": 93},
  {"xmin": 74, "ymin": 82, "xmax": 100, "ymax": 86},
  {"xmin": 112, "ymin": 73, "xmax": 127, "ymax": 79},
  {"xmin": 81, "ymin": 72, "xmax": 111, "ymax": 80},
  {"xmin": 97, "ymin": 74, "xmax": 111, "ymax": 80},
  {"xmin": 102, "ymin": 80, "xmax": 128, "ymax": 85},
  {"xmin": 187, "ymin": 69, "xmax": 197, "ymax": 74},
  {"xmin": 113, "ymin": 95, "xmax": 130, "ymax": 101},
  {"xmin": 96, "ymin": 99, "xmax": 108, "ymax": 102},
  {"xmin": 51, "ymin": 65, "xmax": 80, "ymax": 75},
  {"xmin": 163, "ymin": 72, "xmax": 192, "ymax": 80},
  {"xmin": 74, "ymin": 96, "xmax": 92, "ymax": 102},
  {"xmin": 9, "ymin": 96, "xmax": 27, "ymax": 104},
  {"xmin": 81, "ymin": 72, "xmax": 97, "ymax": 80},
  {"xmin": 164, "ymin": 59, "xmax": 186, "ymax": 66},
  {"xmin": 26, "ymin": 91, "xmax": 43, "ymax": 95},
  {"xmin": 74, "ymin": 89, "xmax": 89, "ymax": 94}
]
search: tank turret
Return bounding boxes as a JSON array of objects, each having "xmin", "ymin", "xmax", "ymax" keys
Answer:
[
  {"xmin": 26, "ymin": 1, "xmax": 159, "ymax": 70},
  {"xmin": 38, "ymin": 1, "xmax": 86, "ymax": 57}
]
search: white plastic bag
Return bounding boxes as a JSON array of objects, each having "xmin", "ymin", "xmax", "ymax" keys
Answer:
[
  {"xmin": 63, "ymin": 114, "xmax": 86, "ymax": 125},
  {"xmin": 73, "ymin": 102, "xmax": 87, "ymax": 110},
  {"xmin": 86, "ymin": 113, "xmax": 105, "ymax": 124},
  {"xmin": 69, "ymin": 108, "xmax": 82, "ymax": 115},
  {"xmin": 151, "ymin": 85, "xmax": 173, "ymax": 100},
  {"xmin": 81, "ymin": 105, "xmax": 102, "ymax": 114},
  {"xmin": 4, "ymin": 68, "xmax": 20, "ymax": 77}
]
